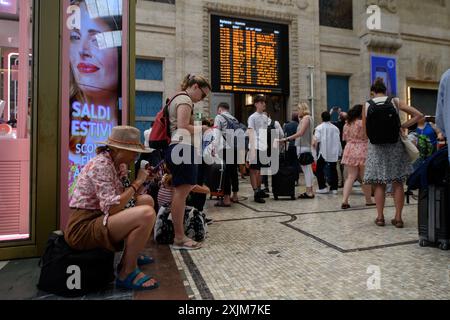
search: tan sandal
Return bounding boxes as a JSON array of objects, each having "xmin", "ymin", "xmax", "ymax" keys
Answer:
[
  {"xmin": 375, "ymin": 218, "xmax": 385, "ymax": 227},
  {"xmin": 391, "ymin": 219, "xmax": 404, "ymax": 229}
]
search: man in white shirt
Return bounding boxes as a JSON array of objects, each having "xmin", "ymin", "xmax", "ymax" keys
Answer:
[
  {"xmin": 247, "ymin": 95, "xmax": 270, "ymax": 203},
  {"xmin": 314, "ymin": 111, "xmax": 342, "ymax": 194}
]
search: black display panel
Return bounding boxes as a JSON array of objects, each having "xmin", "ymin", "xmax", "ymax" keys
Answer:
[{"xmin": 211, "ymin": 15, "xmax": 290, "ymax": 95}]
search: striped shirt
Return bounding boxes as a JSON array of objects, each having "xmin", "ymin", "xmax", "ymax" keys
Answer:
[{"xmin": 157, "ymin": 186, "xmax": 173, "ymax": 207}]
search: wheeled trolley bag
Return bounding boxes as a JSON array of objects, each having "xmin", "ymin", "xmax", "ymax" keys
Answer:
[
  {"xmin": 272, "ymin": 146, "xmax": 297, "ymax": 201},
  {"xmin": 204, "ymin": 161, "xmax": 225, "ymax": 200},
  {"xmin": 418, "ymin": 183, "xmax": 450, "ymax": 251}
]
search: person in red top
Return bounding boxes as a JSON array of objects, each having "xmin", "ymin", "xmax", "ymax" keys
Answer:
[{"xmin": 65, "ymin": 126, "xmax": 159, "ymax": 291}]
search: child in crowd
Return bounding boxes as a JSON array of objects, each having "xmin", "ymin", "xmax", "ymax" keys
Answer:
[
  {"xmin": 158, "ymin": 173, "xmax": 174, "ymax": 208},
  {"xmin": 157, "ymin": 172, "xmax": 211, "ymax": 209}
]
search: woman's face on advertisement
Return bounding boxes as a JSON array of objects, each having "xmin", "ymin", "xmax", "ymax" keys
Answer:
[{"xmin": 70, "ymin": 2, "xmax": 119, "ymax": 96}]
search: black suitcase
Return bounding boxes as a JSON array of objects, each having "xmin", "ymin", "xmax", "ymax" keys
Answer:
[
  {"xmin": 272, "ymin": 150, "xmax": 297, "ymax": 201},
  {"xmin": 418, "ymin": 184, "xmax": 450, "ymax": 250},
  {"xmin": 204, "ymin": 161, "xmax": 225, "ymax": 199}
]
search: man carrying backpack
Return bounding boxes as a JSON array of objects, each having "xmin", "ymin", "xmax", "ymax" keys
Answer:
[{"xmin": 213, "ymin": 102, "xmax": 242, "ymax": 206}]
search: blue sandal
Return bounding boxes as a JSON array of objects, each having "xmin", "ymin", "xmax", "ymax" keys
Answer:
[
  {"xmin": 116, "ymin": 268, "xmax": 159, "ymax": 291},
  {"xmin": 137, "ymin": 255, "xmax": 155, "ymax": 266}
]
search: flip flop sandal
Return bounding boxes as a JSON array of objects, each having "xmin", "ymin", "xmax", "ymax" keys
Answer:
[
  {"xmin": 375, "ymin": 218, "xmax": 386, "ymax": 227},
  {"xmin": 116, "ymin": 268, "xmax": 159, "ymax": 291},
  {"xmin": 172, "ymin": 238, "xmax": 202, "ymax": 251}
]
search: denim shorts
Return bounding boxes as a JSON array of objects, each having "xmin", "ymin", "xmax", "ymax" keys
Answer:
[{"xmin": 165, "ymin": 144, "xmax": 199, "ymax": 187}]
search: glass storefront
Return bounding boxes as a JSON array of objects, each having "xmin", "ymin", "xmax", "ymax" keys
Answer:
[{"xmin": 0, "ymin": 0, "xmax": 33, "ymax": 243}]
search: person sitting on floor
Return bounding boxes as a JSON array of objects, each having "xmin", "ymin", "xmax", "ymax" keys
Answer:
[{"xmin": 64, "ymin": 126, "xmax": 159, "ymax": 291}]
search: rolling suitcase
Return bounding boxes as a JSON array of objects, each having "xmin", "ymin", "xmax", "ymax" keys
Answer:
[
  {"xmin": 272, "ymin": 145, "xmax": 296, "ymax": 201},
  {"xmin": 204, "ymin": 161, "xmax": 225, "ymax": 200},
  {"xmin": 418, "ymin": 181, "xmax": 450, "ymax": 251}
]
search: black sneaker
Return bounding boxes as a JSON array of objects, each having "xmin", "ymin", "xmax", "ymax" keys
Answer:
[
  {"xmin": 262, "ymin": 187, "xmax": 270, "ymax": 194},
  {"xmin": 254, "ymin": 197, "xmax": 266, "ymax": 204},
  {"xmin": 259, "ymin": 190, "xmax": 270, "ymax": 199}
]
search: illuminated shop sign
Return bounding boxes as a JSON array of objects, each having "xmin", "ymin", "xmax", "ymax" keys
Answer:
[
  {"xmin": 211, "ymin": 15, "xmax": 290, "ymax": 95},
  {"xmin": 0, "ymin": 0, "xmax": 17, "ymax": 15}
]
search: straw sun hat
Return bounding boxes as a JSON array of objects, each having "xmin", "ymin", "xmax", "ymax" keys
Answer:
[{"xmin": 99, "ymin": 126, "xmax": 154, "ymax": 153}]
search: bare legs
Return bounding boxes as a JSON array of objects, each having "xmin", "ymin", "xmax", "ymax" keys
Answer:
[
  {"xmin": 374, "ymin": 184, "xmax": 387, "ymax": 221},
  {"xmin": 392, "ymin": 182, "xmax": 405, "ymax": 222},
  {"xmin": 250, "ymin": 169, "xmax": 261, "ymax": 190},
  {"xmin": 107, "ymin": 205, "xmax": 157, "ymax": 287},
  {"xmin": 171, "ymin": 184, "xmax": 197, "ymax": 244},
  {"xmin": 342, "ymin": 166, "xmax": 359, "ymax": 205},
  {"xmin": 342, "ymin": 165, "xmax": 373, "ymax": 206},
  {"xmin": 373, "ymin": 182, "xmax": 405, "ymax": 225}
]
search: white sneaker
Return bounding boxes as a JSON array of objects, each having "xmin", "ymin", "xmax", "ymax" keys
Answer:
[
  {"xmin": 331, "ymin": 190, "xmax": 338, "ymax": 195},
  {"xmin": 316, "ymin": 188, "xmax": 329, "ymax": 194}
]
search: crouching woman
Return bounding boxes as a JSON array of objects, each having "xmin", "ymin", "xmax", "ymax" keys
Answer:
[{"xmin": 65, "ymin": 126, "xmax": 159, "ymax": 291}]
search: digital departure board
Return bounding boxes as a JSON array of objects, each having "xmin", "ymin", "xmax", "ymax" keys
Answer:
[{"xmin": 211, "ymin": 15, "xmax": 290, "ymax": 95}]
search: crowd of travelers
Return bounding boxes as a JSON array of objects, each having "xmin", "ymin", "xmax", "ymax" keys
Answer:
[{"xmin": 61, "ymin": 70, "xmax": 450, "ymax": 292}]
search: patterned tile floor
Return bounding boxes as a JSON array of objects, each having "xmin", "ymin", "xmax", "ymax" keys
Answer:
[{"xmin": 172, "ymin": 180, "xmax": 450, "ymax": 300}]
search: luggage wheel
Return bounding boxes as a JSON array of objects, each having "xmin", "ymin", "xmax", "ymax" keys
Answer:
[{"xmin": 419, "ymin": 239, "xmax": 429, "ymax": 247}]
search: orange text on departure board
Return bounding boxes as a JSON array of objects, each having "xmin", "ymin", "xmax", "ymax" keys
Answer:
[{"xmin": 219, "ymin": 19, "xmax": 281, "ymax": 92}]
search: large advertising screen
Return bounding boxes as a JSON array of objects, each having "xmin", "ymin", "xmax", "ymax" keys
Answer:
[
  {"xmin": 211, "ymin": 15, "xmax": 290, "ymax": 95},
  {"xmin": 371, "ymin": 55, "xmax": 397, "ymax": 97},
  {"xmin": 65, "ymin": 0, "xmax": 125, "ymax": 198}
]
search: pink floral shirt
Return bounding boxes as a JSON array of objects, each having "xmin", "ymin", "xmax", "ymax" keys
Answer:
[{"xmin": 69, "ymin": 152, "xmax": 123, "ymax": 221}]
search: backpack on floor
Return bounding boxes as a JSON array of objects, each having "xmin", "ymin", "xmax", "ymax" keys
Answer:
[
  {"xmin": 154, "ymin": 206, "xmax": 207, "ymax": 244},
  {"xmin": 154, "ymin": 206, "xmax": 176, "ymax": 245},
  {"xmin": 37, "ymin": 231, "xmax": 115, "ymax": 298},
  {"xmin": 366, "ymin": 97, "xmax": 401, "ymax": 145},
  {"xmin": 184, "ymin": 207, "xmax": 208, "ymax": 242}
]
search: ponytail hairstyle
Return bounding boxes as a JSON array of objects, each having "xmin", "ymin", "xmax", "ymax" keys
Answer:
[
  {"xmin": 371, "ymin": 77, "xmax": 387, "ymax": 95},
  {"xmin": 347, "ymin": 104, "xmax": 363, "ymax": 125},
  {"xmin": 181, "ymin": 74, "xmax": 212, "ymax": 91}
]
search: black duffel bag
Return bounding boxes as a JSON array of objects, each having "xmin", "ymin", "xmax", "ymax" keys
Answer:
[{"xmin": 37, "ymin": 231, "xmax": 115, "ymax": 298}]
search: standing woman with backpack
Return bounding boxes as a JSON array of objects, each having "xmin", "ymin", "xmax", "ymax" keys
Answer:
[
  {"xmin": 363, "ymin": 78, "xmax": 423, "ymax": 228},
  {"xmin": 165, "ymin": 74, "xmax": 211, "ymax": 250}
]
